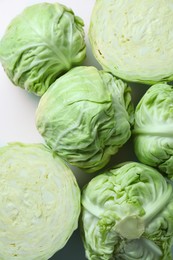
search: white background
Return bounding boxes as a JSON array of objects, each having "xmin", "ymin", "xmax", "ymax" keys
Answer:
[{"xmin": 0, "ymin": 1, "xmax": 149, "ymax": 259}]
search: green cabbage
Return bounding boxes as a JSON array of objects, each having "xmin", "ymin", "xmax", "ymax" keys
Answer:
[
  {"xmin": 81, "ymin": 162, "xmax": 173, "ymax": 259},
  {"xmin": 89, "ymin": 0, "xmax": 173, "ymax": 84},
  {"xmin": 133, "ymin": 83, "xmax": 173, "ymax": 179},
  {"xmin": 36, "ymin": 66, "xmax": 134, "ymax": 173},
  {"xmin": 0, "ymin": 2, "xmax": 86, "ymax": 96},
  {"xmin": 0, "ymin": 142, "xmax": 80, "ymax": 260}
]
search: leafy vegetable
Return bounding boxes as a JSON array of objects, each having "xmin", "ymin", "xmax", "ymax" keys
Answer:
[
  {"xmin": 36, "ymin": 66, "xmax": 134, "ymax": 173},
  {"xmin": 81, "ymin": 162, "xmax": 173, "ymax": 259},
  {"xmin": 133, "ymin": 83, "xmax": 173, "ymax": 179},
  {"xmin": 89, "ymin": 0, "xmax": 173, "ymax": 84},
  {"xmin": 0, "ymin": 142, "xmax": 80, "ymax": 260},
  {"xmin": 0, "ymin": 2, "xmax": 86, "ymax": 96}
]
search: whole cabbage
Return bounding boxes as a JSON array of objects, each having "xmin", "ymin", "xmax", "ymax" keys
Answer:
[
  {"xmin": 81, "ymin": 162, "xmax": 173, "ymax": 260},
  {"xmin": 89, "ymin": 0, "xmax": 173, "ymax": 84},
  {"xmin": 133, "ymin": 83, "xmax": 173, "ymax": 179},
  {"xmin": 0, "ymin": 2, "xmax": 86, "ymax": 96},
  {"xmin": 0, "ymin": 142, "xmax": 80, "ymax": 260},
  {"xmin": 36, "ymin": 66, "xmax": 134, "ymax": 173}
]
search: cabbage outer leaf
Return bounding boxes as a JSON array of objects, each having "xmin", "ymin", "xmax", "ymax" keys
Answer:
[
  {"xmin": 81, "ymin": 162, "xmax": 173, "ymax": 259},
  {"xmin": 0, "ymin": 3, "xmax": 86, "ymax": 95},
  {"xmin": 133, "ymin": 83, "xmax": 173, "ymax": 178},
  {"xmin": 36, "ymin": 66, "xmax": 134, "ymax": 173}
]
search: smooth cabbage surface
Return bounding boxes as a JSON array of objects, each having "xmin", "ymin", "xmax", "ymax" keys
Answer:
[
  {"xmin": 0, "ymin": 142, "xmax": 80, "ymax": 260},
  {"xmin": 36, "ymin": 66, "xmax": 134, "ymax": 173},
  {"xmin": 0, "ymin": 3, "xmax": 86, "ymax": 96},
  {"xmin": 89, "ymin": 0, "xmax": 173, "ymax": 84},
  {"xmin": 81, "ymin": 162, "xmax": 173, "ymax": 259},
  {"xmin": 133, "ymin": 83, "xmax": 173, "ymax": 178}
]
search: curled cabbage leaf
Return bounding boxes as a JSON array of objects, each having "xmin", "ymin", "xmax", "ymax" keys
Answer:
[
  {"xmin": 89, "ymin": 0, "xmax": 173, "ymax": 84},
  {"xmin": 36, "ymin": 66, "xmax": 134, "ymax": 173},
  {"xmin": 0, "ymin": 2, "xmax": 86, "ymax": 96},
  {"xmin": 81, "ymin": 162, "xmax": 173, "ymax": 260},
  {"xmin": 0, "ymin": 142, "xmax": 80, "ymax": 260},
  {"xmin": 133, "ymin": 83, "xmax": 173, "ymax": 179}
]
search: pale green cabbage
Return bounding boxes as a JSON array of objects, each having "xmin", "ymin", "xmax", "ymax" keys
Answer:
[
  {"xmin": 81, "ymin": 162, "xmax": 173, "ymax": 260},
  {"xmin": 0, "ymin": 2, "xmax": 86, "ymax": 96},
  {"xmin": 89, "ymin": 0, "xmax": 173, "ymax": 84},
  {"xmin": 133, "ymin": 83, "xmax": 173, "ymax": 179},
  {"xmin": 0, "ymin": 142, "xmax": 80, "ymax": 260},
  {"xmin": 36, "ymin": 66, "xmax": 134, "ymax": 173}
]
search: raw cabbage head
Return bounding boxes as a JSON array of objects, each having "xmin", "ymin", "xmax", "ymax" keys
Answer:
[
  {"xmin": 89, "ymin": 0, "xmax": 173, "ymax": 84},
  {"xmin": 133, "ymin": 83, "xmax": 173, "ymax": 179},
  {"xmin": 0, "ymin": 2, "xmax": 86, "ymax": 96},
  {"xmin": 0, "ymin": 142, "xmax": 80, "ymax": 260},
  {"xmin": 36, "ymin": 66, "xmax": 134, "ymax": 173},
  {"xmin": 81, "ymin": 161, "xmax": 173, "ymax": 260}
]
